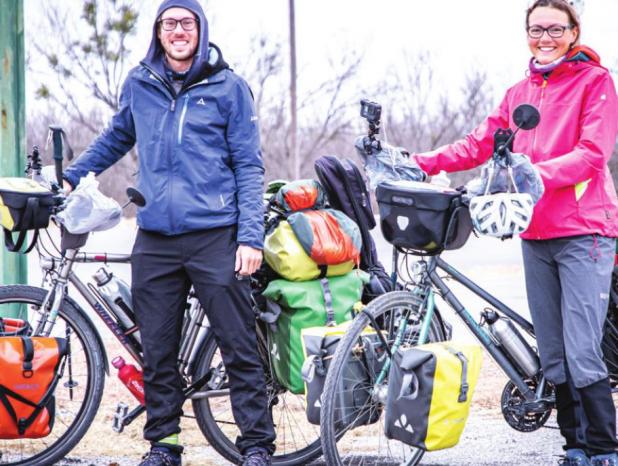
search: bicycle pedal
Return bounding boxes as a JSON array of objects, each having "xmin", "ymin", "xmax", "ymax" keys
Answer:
[{"xmin": 112, "ymin": 402, "xmax": 129, "ymax": 433}]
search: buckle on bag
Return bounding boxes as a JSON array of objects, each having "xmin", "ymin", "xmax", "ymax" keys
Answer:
[{"xmin": 458, "ymin": 382, "xmax": 469, "ymax": 403}]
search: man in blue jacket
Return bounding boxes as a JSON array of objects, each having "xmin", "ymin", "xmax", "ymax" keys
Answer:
[{"xmin": 63, "ymin": 1, "xmax": 276, "ymax": 465}]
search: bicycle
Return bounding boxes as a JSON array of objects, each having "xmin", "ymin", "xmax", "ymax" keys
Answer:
[
  {"xmin": 318, "ymin": 103, "xmax": 618, "ymax": 465},
  {"xmin": 0, "ymin": 132, "xmax": 322, "ymax": 465}
]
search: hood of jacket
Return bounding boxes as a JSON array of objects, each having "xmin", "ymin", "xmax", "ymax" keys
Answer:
[
  {"xmin": 529, "ymin": 45, "xmax": 606, "ymax": 85},
  {"xmin": 142, "ymin": 0, "xmax": 225, "ymax": 89}
]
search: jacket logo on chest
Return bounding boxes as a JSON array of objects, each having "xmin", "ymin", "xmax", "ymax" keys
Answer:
[{"xmin": 197, "ymin": 98, "xmax": 206, "ymax": 106}]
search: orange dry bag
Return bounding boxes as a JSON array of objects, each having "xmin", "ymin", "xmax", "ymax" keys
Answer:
[{"xmin": 0, "ymin": 336, "xmax": 67, "ymax": 439}]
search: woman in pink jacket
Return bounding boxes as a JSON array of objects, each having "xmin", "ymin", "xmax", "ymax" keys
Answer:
[{"xmin": 413, "ymin": 1, "xmax": 618, "ymax": 465}]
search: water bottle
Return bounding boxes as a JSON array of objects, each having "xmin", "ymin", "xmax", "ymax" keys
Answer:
[
  {"xmin": 93, "ymin": 267, "xmax": 141, "ymax": 344},
  {"xmin": 485, "ymin": 311, "xmax": 540, "ymax": 378},
  {"xmin": 430, "ymin": 170, "xmax": 451, "ymax": 188},
  {"xmin": 112, "ymin": 356, "xmax": 146, "ymax": 405}
]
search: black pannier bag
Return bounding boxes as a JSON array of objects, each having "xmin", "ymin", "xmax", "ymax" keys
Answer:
[
  {"xmin": 301, "ymin": 322, "xmax": 385, "ymax": 426},
  {"xmin": 0, "ymin": 178, "xmax": 57, "ymax": 253},
  {"xmin": 314, "ymin": 155, "xmax": 392, "ymax": 300},
  {"xmin": 375, "ymin": 180, "xmax": 473, "ymax": 255}
]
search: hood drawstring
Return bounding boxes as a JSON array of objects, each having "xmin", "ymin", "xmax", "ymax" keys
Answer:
[{"xmin": 589, "ymin": 235, "xmax": 601, "ymax": 262}]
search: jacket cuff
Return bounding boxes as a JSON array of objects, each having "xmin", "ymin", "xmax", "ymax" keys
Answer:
[{"xmin": 62, "ymin": 172, "xmax": 79, "ymax": 189}]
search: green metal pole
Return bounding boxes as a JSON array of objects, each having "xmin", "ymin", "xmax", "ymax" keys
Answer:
[{"xmin": 0, "ymin": 0, "xmax": 27, "ymax": 316}]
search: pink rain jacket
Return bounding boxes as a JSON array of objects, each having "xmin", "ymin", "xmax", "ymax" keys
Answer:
[{"xmin": 414, "ymin": 46, "xmax": 618, "ymax": 240}]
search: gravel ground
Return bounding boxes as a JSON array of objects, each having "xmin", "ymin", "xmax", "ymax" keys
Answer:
[
  {"xmin": 55, "ymin": 410, "xmax": 567, "ymax": 466},
  {"xmin": 25, "ymin": 223, "xmax": 573, "ymax": 465}
]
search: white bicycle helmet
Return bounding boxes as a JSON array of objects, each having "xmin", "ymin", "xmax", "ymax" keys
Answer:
[
  {"xmin": 468, "ymin": 162, "xmax": 534, "ymax": 238},
  {"xmin": 469, "ymin": 192, "xmax": 534, "ymax": 238}
]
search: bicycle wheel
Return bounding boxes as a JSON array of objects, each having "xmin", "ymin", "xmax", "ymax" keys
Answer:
[
  {"xmin": 0, "ymin": 285, "xmax": 105, "ymax": 466},
  {"xmin": 320, "ymin": 290, "xmax": 446, "ymax": 466},
  {"xmin": 191, "ymin": 331, "xmax": 323, "ymax": 466}
]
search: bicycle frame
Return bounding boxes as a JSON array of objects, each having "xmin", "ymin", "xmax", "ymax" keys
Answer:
[
  {"xmin": 33, "ymin": 238, "xmax": 219, "ymax": 430},
  {"xmin": 415, "ymin": 254, "xmax": 545, "ymax": 403}
]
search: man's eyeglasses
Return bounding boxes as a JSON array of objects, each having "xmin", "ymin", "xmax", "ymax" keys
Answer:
[
  {"xmin": 527, "ymin": 24, "xmax": 573, "ymax": 39},
  {"xmin": 159, "ymin": 17, "xmax": 198, "ymax": 32}
]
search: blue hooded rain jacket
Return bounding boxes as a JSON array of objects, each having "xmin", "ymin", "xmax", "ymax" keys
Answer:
[{"xmin": 64, "ymin": 0, "xmax": 265, "ymax": 248}]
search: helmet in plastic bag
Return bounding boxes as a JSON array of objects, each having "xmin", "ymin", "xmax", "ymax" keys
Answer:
[{"xmin": 469, "ymin": 192, "xmax": 534, "ymax": 238}]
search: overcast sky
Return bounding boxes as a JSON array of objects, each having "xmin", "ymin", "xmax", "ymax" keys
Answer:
[
  {"xmin": 206, "ymin": 0, "xmax": 617, "ymax": 89},
  {"xmin": 26, "ymin": 0, "xmax": 618, "ymax": 116}
]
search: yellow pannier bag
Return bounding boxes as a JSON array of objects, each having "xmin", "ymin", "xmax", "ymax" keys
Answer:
[
  {"xmin": 384, "ymin": 342, "xmax": 482, "ymax": 451},
  {"xmin": 264, "ymin": 221, "xmax": 354, "ymax": 281}
]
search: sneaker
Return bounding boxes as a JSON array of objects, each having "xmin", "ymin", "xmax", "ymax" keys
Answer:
[
  {"xmin": 242, "ymin": 447, "xmax": 272, "ymax": 466},
  {"xmin": 591, "ymin": 453, "xmax": 618, "ymax": 466},
  {"xmin": 559, "ymin": 449, "xmax": 591, "ymax": 466},
  {"xmin": 139, "ymin": 446, "xmax": 182, "ymax": 466}
]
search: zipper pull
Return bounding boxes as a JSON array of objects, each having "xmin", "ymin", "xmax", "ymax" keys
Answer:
[{"xmin": 170, "ymin": 100, "xmax": 176, "ymax": 111}]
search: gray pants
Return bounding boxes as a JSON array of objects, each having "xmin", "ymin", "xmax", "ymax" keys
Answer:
[{"xmin": 522, "ymin": 235, "xmax": 615, "ymax": 388}]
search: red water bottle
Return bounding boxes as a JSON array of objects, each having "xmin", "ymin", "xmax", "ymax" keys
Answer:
[{"xmin": 112, "ymin": 356, "xmax": 145, "ymax": 405}]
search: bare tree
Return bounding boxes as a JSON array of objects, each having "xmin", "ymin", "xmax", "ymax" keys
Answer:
[
  {"xmin": 28, "ymin": 0, "xmax": 141, "ymax": 206},
  {"xmin": 32, "ymin": 0, "xmax": 139, "ymax": 133},
  {"xmin": 237, "ymin": 36, "xmax": 365, "ymax": 181},
  {"xmin": 371, "ymin": 52, "xmax": 495, "ymax": 187}
]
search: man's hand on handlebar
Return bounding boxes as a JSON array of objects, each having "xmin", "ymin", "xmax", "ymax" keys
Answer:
[{"xmin": 63, "ymin": 180, "xmax": 73, "ymax": 194}]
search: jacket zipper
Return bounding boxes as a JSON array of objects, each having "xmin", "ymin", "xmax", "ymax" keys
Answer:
[
  {"xmin": 137, "ymin": 66, "xmax": 214, "ymax": 232},
  {"xmin": 177, "ymin": 94, "xmax": 190, "ymax": 144},
  {"xmin": 530, "ymin": 76, "xmax": 548, "ymax": 239},
  {"xmin": 531, "ymin": 77, "xmax": 548, "ymax": 154}
]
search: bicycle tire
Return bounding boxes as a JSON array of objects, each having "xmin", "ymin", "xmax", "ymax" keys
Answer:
[
  {"xmin": 320, "ymin": 290, "xmax": 445, "ymax": 466},
  {"xmin": 602, "ymin": 266, "xmax": 618, "ymax": 387},
  {"xmin": 191, "ymin": 332, "xmax": 323, "ymax": 466},
  {"xmin": 0, "ymin": 285, "xmax": 105, "ymax": 466}
]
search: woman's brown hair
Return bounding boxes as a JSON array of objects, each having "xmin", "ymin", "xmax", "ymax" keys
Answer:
[{"xmin": 526, "ymin": 0, "xmax": 581, "ymax": 45}]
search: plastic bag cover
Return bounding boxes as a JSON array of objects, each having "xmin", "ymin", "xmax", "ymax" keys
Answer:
[
  {"xmin": 354, "ymin": 136, "xmax": 426, "ymax": 190},
  {"xmin": 57, "ymin": 172, "xmax": 121, "ymax": 234},
  {"xmin": 465, "ymin": 153, "xmax": 544, "ymax": 204}
]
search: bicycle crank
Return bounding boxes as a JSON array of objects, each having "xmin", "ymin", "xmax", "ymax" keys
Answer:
[{"xmin": 500, "ymin": 379, "xmax": 554, "ymax": 432}]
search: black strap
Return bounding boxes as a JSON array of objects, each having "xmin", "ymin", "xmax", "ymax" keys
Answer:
[
  {"xmin": 0, "ymin": 387, "xmax": 20, "ymax": 429},
  {"xmin": 362, "ymin": 308, "xmax": 393, "ymax": 360},
  {"xmin": 0, "ymin": 338, "xmax": 68, "ymax": 435},
  {"xmin": 317, "ymin": 265, "xmax": 328, "ymax": 279},
  {"xmin": 447, "ymin": 347, "xmax": 469, "ymax": 403},
  {"xmin": 20, "ymin": 337, "xmax": 34, "ymax": 377},
  {"xmin": 4, "ymin": 197, "xmax": 41, "ymax": 253},
  {"xmin": 319, "ymin": 278, "xmax": 336, "ymax": 326}
]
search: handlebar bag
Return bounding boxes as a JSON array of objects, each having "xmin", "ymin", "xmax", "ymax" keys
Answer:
[
  {"xmin": 300, "ymin": 321, "xmax": 384, "ymax": 426},
  {"xmin": 376, "ymin": 180, "xmax": 472, "ymax": 255},
  {"xmin": 384, "ymin": 342, "xmax": 482, "ymax": 451},
  {"xmin": 262, "ymin": 270, "xmax": 368, "ymax": 394},
  {"xmin": 0, "ymin": 178, "xmax": 57, "ymax": 253},
  {"xmin": 0, "ymin": 336, "xmax": 68, "ymax": 439}
]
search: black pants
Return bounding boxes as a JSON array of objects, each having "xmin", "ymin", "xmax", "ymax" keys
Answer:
[
  {"xmin": 131, "ymin": 227, "xmax": 276, "ymax": 454},
  {"xmin": 555, "ymin": 367, "xmax": 617, "ymax": 456}
]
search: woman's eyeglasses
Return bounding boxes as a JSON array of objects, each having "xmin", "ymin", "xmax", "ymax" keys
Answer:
[
  {"xmin": 159, "ymin": 17, "xmax": 198, "ymax": 32},
  {"xmin": 527, "ymin": 24, "xmax": 573, "ymax": 39}
]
